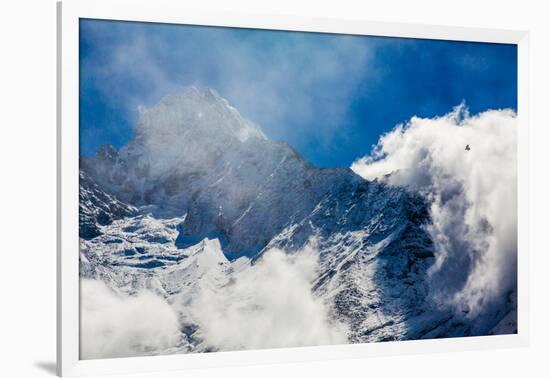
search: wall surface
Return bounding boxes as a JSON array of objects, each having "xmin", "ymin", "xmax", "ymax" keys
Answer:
[{"xmin": 1, "ymin": 0, "xmax": 548, "ymax": 377}]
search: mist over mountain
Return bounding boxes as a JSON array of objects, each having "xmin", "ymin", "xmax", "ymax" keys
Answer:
[{"xmin": 79, "ymin": 87, "xmax": 517, "ymax": 359}]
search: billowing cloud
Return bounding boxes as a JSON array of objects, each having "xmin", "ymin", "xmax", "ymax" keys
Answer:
[
  {"xmin": 80, "ymin": 279, "xmax": 180, "ymax": 359},
  {"xmin": 351, "ymin": 105, "xmax": 517, "ymax": 316},
  {"xmin": 188, "ymin": 243, "xmax": 348, "ymax": 351},
  {"xmin": 81, "ymin": 241, "xmax": 347, "ymax": 358}
]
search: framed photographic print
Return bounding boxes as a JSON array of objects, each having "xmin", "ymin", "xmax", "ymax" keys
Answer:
[{"xmin": 57, "ymin": 0, "xmax": 529, "ymax": 376}]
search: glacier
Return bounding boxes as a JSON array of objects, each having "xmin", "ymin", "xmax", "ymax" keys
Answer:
[{"xmin": 79, "ymin": 87, "xmax": 517, "ymax": 358}]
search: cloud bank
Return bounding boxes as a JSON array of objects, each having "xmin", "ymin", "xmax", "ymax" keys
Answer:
[
  {"xmin": 80, "ymin": 279, "xmax": 180, "ymax": 359},
  {"xmin": 81, "ymin": 242, "xmax": 347, "ymax": 358},
  {"xmin": 351, "ymin": 105, "xmax": 517, "ymax": 315},
  {"xmin": 189, "ymin": 244, "xmax": 347, "ymax": 351}
]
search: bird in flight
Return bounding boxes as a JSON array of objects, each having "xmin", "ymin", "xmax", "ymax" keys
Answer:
[{"xmin": 465, "ymin": 144, "xmax": 471, "ymax": 151}]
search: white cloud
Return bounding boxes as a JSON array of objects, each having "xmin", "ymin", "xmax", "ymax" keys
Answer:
[
  {"xmin": 351, "ymin": 105, "xmax": 517, "ymax": 316},
  {"xmin": 188, "ymin": 242, "xmax": 348, "ymax": 351},
  {"xmin": 80, "ymin": 279, "xmax": 180, "ymax": 359}
]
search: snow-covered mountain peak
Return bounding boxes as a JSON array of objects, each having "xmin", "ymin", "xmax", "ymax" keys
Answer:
[
  {"xmin": 136, "ymin": 87, "xmax": 266, "ymax": 146},
  {"xmin": 82, "ymin": 87, "xmax": 385, "ymax": 258}
]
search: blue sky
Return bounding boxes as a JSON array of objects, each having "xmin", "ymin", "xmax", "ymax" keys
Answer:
[{"xmin": 80, "ymin": 19, "xmax": 517, "ymax": 168}]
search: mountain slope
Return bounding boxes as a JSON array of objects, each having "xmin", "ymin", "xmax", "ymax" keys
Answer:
[{"xmin": 79, "ymin": 170, "xmax": 137, "ymax": 239}]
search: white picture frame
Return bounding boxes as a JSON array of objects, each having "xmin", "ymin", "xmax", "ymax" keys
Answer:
[{"xmin": 57, "ymin": 0, "xmax": 530, "ymax": 376}]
